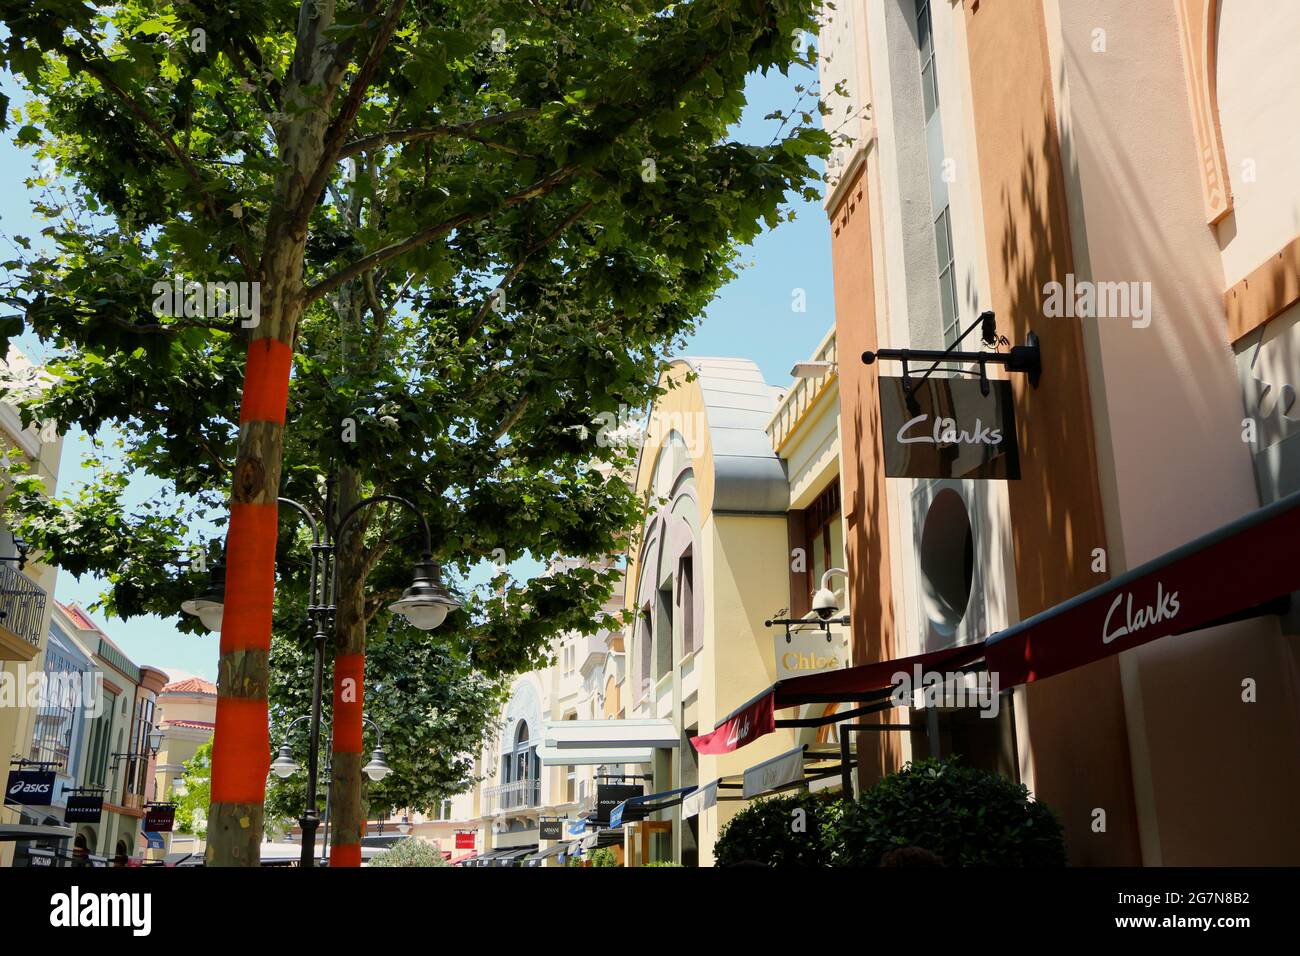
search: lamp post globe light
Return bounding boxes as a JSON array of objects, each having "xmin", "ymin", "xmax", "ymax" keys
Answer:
[
  {"xmin": 272, "ymin": 713, "xmax": 390, "ymax": 863},
  {"xmin": 180, "ymin": 482, "xmax": 460, "ymax": 867}
]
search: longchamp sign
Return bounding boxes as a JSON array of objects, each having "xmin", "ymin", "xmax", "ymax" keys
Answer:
[
  {"xmin": 878, "ymin": 375, "xmax": 1020, "ymax": 480},
  {"xmin": 65, "ymin": 794, "xmax": 104, "ymax": 823}
]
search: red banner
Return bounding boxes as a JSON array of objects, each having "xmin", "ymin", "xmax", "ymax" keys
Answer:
[
  {"xmin": 455, "ymin": 832, "xmax": 476, "ymax": 849},
  {"xmin": 691, "ymin": 692, "xmax": 776, "ymax": 754},
  {"xmin": 986, "ymin": 493, "xmax": 1300, "ymax": 685}
]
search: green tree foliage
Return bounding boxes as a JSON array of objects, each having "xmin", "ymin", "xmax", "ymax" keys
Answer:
[
  {"xmin": 713, "ymin": 789, "xmax": 839, "ymax": 867},
  {"xmin": 831, "ymin": 758, "xmax": 1067, "ymax": 867},
  {"xmin": 262, "ymin": 623, "xmax": 508, "ymax": 822},
  {"xmin": 0, "ymin": 0, "xmax": 831, "ymax": 665},
  {"xmin": 367, "ymin": 836, "xmax": 448, "ymax": 867},
  {"xmin": 589, "ymin": 847, "xmax": 619, "ymax": 867},
  {"xmin": 173, "ymin": 740, "xmax": 212, "ymax": 836},
  {"xmin": 0, "ymin": 0, "xmax": 832, "ymax": 825}
]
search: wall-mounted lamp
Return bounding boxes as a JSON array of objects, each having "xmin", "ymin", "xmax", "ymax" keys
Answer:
[{"xmin": 790, "ymin": 360, "xmax": 837, "ymax": 379}]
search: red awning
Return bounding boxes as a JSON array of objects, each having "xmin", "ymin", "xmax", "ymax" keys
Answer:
[
  {"xmin": 691, "ymin": 642, "xmax": 985, "ymax": 754},
  {"xmin": 985, "ymin": 488, "xmax": 1300, "ymax": 685},
  {"xmin": 693, "ymin": 489, "xmax": 1300, "ymax": 756}
]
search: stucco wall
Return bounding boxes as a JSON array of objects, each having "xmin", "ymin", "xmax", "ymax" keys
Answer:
[{"xmin": 1047, "ymin": 0, "xmax": 1300, "ymax": 865}]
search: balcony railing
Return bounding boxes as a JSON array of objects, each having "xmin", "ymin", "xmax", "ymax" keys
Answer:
[
  {"xmin": 483, "ymin": 778, "xmax": 541, "ymax": 814},
  {"xmin": 0, "ymin": 561, "xmax": 46, "ymax": 649},
  {"xmin": 766, "ymin": 328, "xmax": 838, "ymax": 452}
]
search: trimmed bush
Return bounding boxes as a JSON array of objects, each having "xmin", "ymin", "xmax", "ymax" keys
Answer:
[
  {"xmin": 367, "ymin": 838, "xmax": 449, "ymax": 867},
  {"xmin": 832, "ymin": 758, "xmax": 1065, "ymax": 867},
  {"xmin": 714, "ymin": 790, "xmax": 841, "ymax": 868},
  {"xmin": 643, "ymin": 860, "xmax": 683, "ymax": 867}
]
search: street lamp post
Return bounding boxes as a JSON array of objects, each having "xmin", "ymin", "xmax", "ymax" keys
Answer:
[
  {"xmin": 183, "ymin": 485, "xmax": 451, "ymax": 868},
  {"xmin": 271, "ymin": 712, "xmax": 391, "ymax": 866}
]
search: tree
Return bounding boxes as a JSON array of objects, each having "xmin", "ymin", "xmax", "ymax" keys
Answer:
[
  {"xmin": 173, "ymin": 740, "xmax": 212, "ymax": 837},
  {"xmin": 0, "ymin": 0, "xmax": 831, "ymax": 866}
]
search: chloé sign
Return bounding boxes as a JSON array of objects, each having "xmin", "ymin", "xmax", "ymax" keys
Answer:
[{"xmin": 774, "ymin": 630, "xmax": 846, "ymax": 681}]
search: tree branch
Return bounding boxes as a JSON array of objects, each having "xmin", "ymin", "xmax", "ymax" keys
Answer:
[
  {"xmin": 337, "ymin": 109, "xmax": 542, "ymax": 160},
  {"xmin": 296, "ymin": 0, "xmax": 409, "ymax": 231},
  {"xmin": 303, "ymin": 163, "xmax": 580, "ymax": 304},
  {"xmin": 465, "ymin": 199, "xmax": 594, "ymax": 341},
  {"xmin": 63, "ymin": 36, "xmax": 257, "ymax": 280}
]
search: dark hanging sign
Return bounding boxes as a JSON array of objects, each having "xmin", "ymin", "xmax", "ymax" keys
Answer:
[
  {"xmin": 5, "ymin": 768, "xmax": 55, "ymax": 807},
  {"xmin": 144, "ymin": 803, "xmax": 176, "ymax": 833},
  {"xmin": 539, "ymin": 820, "xmax": 564, "ymax": 841},
  {"xmin": 64, "ymin": 794, "xmax": 104, "ymax": 823},
  {"xmin": 878, "ymin": 375, "xmax": 1020, "ymax": 480},
  {"xmin": 593, "ymin": 784, "xmax": 643, "ymax": 826}
]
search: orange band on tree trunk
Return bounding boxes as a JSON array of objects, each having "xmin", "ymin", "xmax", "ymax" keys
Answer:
[
  {"xmin": 330, "ymin": 842, "xmax": 362, "ymax": 868},
  {"xmin": 239, "ymin": 338, "xmax": 293, "ymax": 425},
  {"xmin": 332, "ymin": 653, "xmax": 365, "ymax": 753},
  {"xmin": 210, "ymin": 696, "xmax": 271, "ymax": 804},
  {"xmin": 219, "ymin": 502, "xmax": 278, "ymax": 653}
]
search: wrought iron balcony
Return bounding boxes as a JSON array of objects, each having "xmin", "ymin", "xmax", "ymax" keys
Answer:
[
  {"xmin": 483, "ymin": 778, "xmax": 541, "ymax": 814},
  {"xmin": 0, "ymin": 560, "xmax": 46, "ymax": 656}
]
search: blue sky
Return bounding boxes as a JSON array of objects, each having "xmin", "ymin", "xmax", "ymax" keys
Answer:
[{"xmin": 1, "ymin": 63, "xmax": 834, "ymax": 683}]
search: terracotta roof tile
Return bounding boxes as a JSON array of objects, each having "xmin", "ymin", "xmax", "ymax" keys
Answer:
[{"xmin": 161, "ymin": 677, "xmax": 218, "ymax": 696}]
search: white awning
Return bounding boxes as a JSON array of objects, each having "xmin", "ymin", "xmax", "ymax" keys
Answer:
[
  {"xmin": 743, "ymin": 744, "xmax": 808, "ymax": 798},
  {"xmin": 681, "ymin": 780, "xmax": 719, "ymax": 820},
  {"xmin": 542, "ymin": 718, "xmax": 679, "ymax": 750},
  {"xmin": 539, "ymin": 746, "xmax": 654, "ymax": 767}
]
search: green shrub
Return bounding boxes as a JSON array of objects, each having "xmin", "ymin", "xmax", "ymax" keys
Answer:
[
  {"xmin": 367, "ymin": 838, "xmax": 449, "ymax": 867},
  {"xmin": 590, "ymin": 847, "xmax": 620, "ymax": 867},
  {"xmin": 643, "ymin": 860, "xmax": 683, "ymax": 867},
  {"xmin": 832, "ymin": 758, "xmax": 1065, "ymax": 867},
  {"xmin": 714, "ymin": 790, "xmax": 841, "ymax": 868}
]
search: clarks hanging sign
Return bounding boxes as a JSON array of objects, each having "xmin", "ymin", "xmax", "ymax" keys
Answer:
[{"xmin": 878, "ymin": 375, "xmax": 1020, "ymax": 480}]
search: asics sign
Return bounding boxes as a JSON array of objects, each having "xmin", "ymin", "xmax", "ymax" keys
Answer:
[{"xmin": 5, "ymin": 769, "xmax": 56, "ymax": 806}]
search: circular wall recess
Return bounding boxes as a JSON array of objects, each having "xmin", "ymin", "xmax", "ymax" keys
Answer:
[{"xmin": 919, "ymin": 488, "xmax": 975, "ymax": 636}]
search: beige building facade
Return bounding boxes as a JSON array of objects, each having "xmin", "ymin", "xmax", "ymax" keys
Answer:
[{"xmin": 817, "ymin": 0, "xmax": 1300, "ymax": 865}]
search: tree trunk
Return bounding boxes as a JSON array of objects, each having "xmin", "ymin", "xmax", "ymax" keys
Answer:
[
  {"xmin": 329, "ymin": 465, "xmax": 369, "ymax": 866},
  {"xmin": 206, "ymin": 1, "xmax": 349, "ymax": 866}
]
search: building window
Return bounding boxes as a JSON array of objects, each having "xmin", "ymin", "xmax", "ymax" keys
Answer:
[
  {"xmin": 27, "ymin": 642, "xmax": 82, "ymax": 774},
  {"xmin": 803, "ymin": 480, "xmax": 845, "ymax": 609},
  {"xmin": 915, "ymin": 0, "xmax": 959, "ymax": 345},
  {"xmin": 638, "ymin": 605, "xmax": 652, "ymax": 703},
  {"xmin": 918, "ymin": 0, "xmax": 938, "ymax": 119},
  {"xmin": 126, "ymin": 696, "xmax": 156, "ymax": 797},
  {"xmin": 84, "ymin": 689, "xmax": 116, "ymax": 790},
  {"xmin": 654, "ymin": 583, "xmax": 673, "ymax": 681},
  {"xmin": 678, "ymin": 554, "xmax": 695, "ymax": 657}
]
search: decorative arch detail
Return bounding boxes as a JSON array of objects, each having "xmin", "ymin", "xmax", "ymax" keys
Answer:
[{"xmin": 1175, "ymin": 0, "xmax": 1233, "ymax": 225}]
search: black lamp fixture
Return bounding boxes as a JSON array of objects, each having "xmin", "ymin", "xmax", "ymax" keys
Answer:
[
  {"xmin": 0, "ymin": 537, "xmax": 32, "ymax": 572},
  {"xmin": 388, "ymin": 556, "xmax": 461, "ymax": 631},
  {"xmin": 180, "ymin": 551, "xmax": 226, "ymax": 633},
  {"xmin": 181, "ymin": 497, "xmax": 461, "ymax": 636},
  {"xmin": 862, "ymin": 310, "xmax": 1041, "ymax": 413}
]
